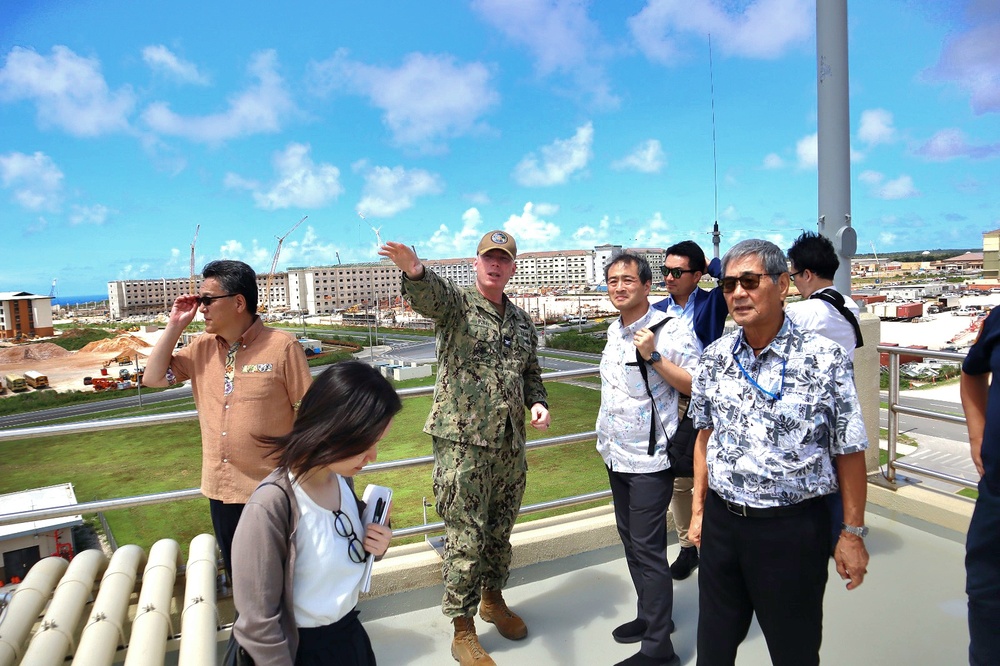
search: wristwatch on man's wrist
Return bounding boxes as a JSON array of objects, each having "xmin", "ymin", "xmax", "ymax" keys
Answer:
[
  {"xmin": 841, "ymin": 523, "xmax": 869, "ymax": 539},
  {"xmin": 646, "ymin": 351, "xmax": 661, "ymax": 365}
]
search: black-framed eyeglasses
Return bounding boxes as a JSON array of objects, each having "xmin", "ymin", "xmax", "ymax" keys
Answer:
[
  {"xmin": 788, "ymin": 271, "xmax": 803, "ymax": 282},
  {"xmin": 195, "ymin": 293, "xmax": 237, "ymax": 307},
  {"xmin": 333, "ymin": 510, "xmax": 367, "ymax": 564},
  {"xmin": 660, "ymin": 266, "xmax": 697, "ymax": 279},
  {"xmin": 719, "ymin": 273, "xmax": 783, "ymax": 293}
]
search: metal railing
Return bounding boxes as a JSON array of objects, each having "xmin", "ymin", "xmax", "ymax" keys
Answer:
[
  {"xmin": 0, "ymin": 367, "xmax": 603, "ymax": 530},
  {"xmin": 880, "ymin": 344, "xmax": 976, "ymax": 489}
]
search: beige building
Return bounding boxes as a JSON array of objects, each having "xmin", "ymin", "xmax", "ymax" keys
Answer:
[
  {"xmin": 108, "ymin": 274, "xmax": 289, "ymax": 319},
  {"xmin": 982, "ymin": 229, "xmax": 1000, "ymax": 279},
  {"xmin": 0, "ymin": 291, "xmax": 54, "ymax": 340},
  {"xmin": 287, "ymin": 261, "xmax": 402, "ymax": 315}
]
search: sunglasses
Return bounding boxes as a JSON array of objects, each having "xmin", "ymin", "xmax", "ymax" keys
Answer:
[
  {"xmin": 719, "ymin": 273, "xmax": 782, "ymax": 293},
  {"xmin": 333, "ymin": 509, "xmax": 367, "ymax": 564},
  {"xmin": 195, "ymin": 293, "xmax": 237, "ymax": 307},
  {"xmin": 660, "ymin": 266, "xmax": 697, "ymax": 279}
]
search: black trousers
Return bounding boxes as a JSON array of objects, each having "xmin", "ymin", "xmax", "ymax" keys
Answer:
[
  {"xmin": 209, "ymin": 499, "xmax": 245, "ymax": 578},
  {"xmin": 607, "ymin": 466, "xmax": 677, "ymax": 660},
  {"xmin": 697, "ymin": 491, "xmax": 830, "ymax": 666},
  {"xmin": 297, "ymin": 610, "xmax": 376, "ymax": 666},
  {"xmin": 967, "ymin": 478, "xmax": 1000, "ymax": 666}
]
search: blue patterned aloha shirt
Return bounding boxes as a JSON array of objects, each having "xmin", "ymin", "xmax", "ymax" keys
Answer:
[{"xmin": 690, "ymin": 316, "xmax": 868, "ymax": 508}]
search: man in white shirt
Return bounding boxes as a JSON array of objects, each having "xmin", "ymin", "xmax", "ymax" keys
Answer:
[
  {"xmin": 597, "ymin": 252, "xmax": 701, "ymax": 666},
  {"xmin": 785, "ymin": 231, "xmax": 863, "ymax": 359}
]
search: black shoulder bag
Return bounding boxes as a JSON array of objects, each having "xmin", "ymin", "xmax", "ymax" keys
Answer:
[
  {"xmin": 809, "ymin": 289, "xmax": 864, "ymax": 348},
  {"xmin": 629, "ymin": 317, "xmax": 696, "ymax": 477}
]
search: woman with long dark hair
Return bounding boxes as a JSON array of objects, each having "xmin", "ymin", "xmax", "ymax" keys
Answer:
[{"xmin": 231, "ymin": 361, "xmax": 403, "ymax": 665}]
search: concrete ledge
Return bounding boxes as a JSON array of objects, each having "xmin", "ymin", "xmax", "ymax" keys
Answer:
[
  {"xmin": 867, "ymin": 475, "xmax": 974, "ymax": 537},
  {"xmin": 365, "ymin": 505, "xmax": 619, "ymax": 601}
]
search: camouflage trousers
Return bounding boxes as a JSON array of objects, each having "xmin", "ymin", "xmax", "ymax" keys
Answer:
[{"xmin": 432, "ymin": 433, "xmax": 527, "ymax": 618}]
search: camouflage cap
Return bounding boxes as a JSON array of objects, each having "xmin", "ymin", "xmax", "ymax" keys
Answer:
[{"xmin": 477, "ymin": 230, "xmax": 517, "ymax": 260}]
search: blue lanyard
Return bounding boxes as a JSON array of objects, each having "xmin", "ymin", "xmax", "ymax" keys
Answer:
[{"xmin": 731, "ymin": 334, "xmax": 786, "ymax": 401}]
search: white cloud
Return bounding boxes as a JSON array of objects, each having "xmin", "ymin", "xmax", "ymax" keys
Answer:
[
  {"xmin": 858, "ymin": 170, "xmax": 920, "ymax": 199},
  {"xmin": 628, "ymin": 0, "xmax": 812, "ymax": 65},
  {"xmin": 309, "ymin": 50, "xmax": 498, "ymax": 153},
  {"xmin": 795, "ymin": 132, "xmax": 817, "ymax": 169},
  {"xmin": 142, "ymin": 50, "xmax": 294, "ymax": 143},
  {"xmin": 857, "ymin": 108, "xmax": 896, "ymax": 145},
  {"xmin": 424, "ymin": 207, "xmax": 486, "ymax": 257},
  {"xmin": 356, "ymin": 164, "xmax": 444, "ymax": 217},
  {"xmin": 231, "ymin": 143, "xmax": 344, "ymax": 210},
  {"xmin": 878, "ymin": 231, "xmax": 897, "ymax": 246},
  {"xmin": 513, "ymin": 122, "xmax": 594, "ymax": 186},
  {"xmin": 0, "ymin": 45, "xmax": 134, "ymax": 136},
  {"xmin": 279, "ymin": 226, "xmax": 343, "ymax": 267},
  {"xmin": 502, "ymin": 202, "xmax": 561, "ymax": 249},
  {"xmin": 465, "ymin": 191, "xmax": 491, "ymax": 205},
  {"xmin": 915, "ymin": 128, "xmax": 1000, "ymax": 161},
  {"xmin": 69, "ymin": 203, "xmax": 113, "ymax": 225},
  {"xmin": 142, "ymin": 45, "xmax": 210, "ymax": 85},
  {"xmin": 762, "ymin": 153, "xmax": 784, "ymax": 169},
  {"xmin": 218, "ymin": 239, "xmax": 272, "ymax": 270},
  {"xmin": 471, "ymin": 0, "xmax": 618, "ymax": 108},
  {"xmin": 612, "ymin": 139, "xmax": 665, "ymax": 173},
  {"xmin": 573, "ymin": 215, "xmax": 613, "ymax": 243},
  {"xmin": 532, "ymin": 202, "xmax": 560, "ymax": 216},
  {"xmin": 0, "ymin": 151, "xmax": 64, "ymax": 211},
  {"xmin": 925, "ymin": 18, "xmax": 1000, "ymax": 115}
]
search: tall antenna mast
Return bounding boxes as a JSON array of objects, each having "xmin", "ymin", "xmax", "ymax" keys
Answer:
[{"xmin": 709, "ymin": 34, "xmax": 722, "ymax": 260}]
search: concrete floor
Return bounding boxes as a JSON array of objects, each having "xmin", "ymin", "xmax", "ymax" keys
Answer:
[{"xmin": 360, "ymin": 508, "xmax": 968, "ymax": 666}]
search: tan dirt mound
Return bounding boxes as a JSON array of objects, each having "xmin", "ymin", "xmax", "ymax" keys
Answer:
[
  {"xmin": 0, "ymin": 343, "xmax": 72, "ymax": 365},
  {"xmin": 80, "ymin": 334, "xmax": 152, "ymax": 355}
]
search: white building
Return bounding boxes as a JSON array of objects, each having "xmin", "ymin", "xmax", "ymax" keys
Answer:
[
  {"xmin": 0, "ymin": 484, "xmax": 82, "ymax": 584},
  {"xmin": 0, "ymin": 291, "xmax": 54, "ymax": 340},
  {"xmin": 108, "ymin": 274, "xmax": 289, "ymax": 319}
]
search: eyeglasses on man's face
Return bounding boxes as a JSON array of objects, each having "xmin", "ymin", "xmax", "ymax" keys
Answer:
[
  {"xmin": 661, "ymin": 266, "xmax": 697, "ymax": 279},
  {"xmin": 195, "ymin": 293, "xmax": 237, "ymax": 307},
  {"xmin": 719, "ymin": 273, "xmax": 783, "ymax": 294},
  {"xmin": 788, "ymin": 270, "xmax": 803, "ymax": 282},
  {"xmin": 333, "ymin": 509, "xmax": 367, "ymax": 564}
]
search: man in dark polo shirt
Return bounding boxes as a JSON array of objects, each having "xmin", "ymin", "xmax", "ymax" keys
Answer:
[{"xmin": 144, "ymin": 259, "xmax": 312, "ymax": 576}]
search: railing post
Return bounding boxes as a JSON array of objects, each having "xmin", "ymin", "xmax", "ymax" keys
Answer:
[{"xmin": 886, "ymin": 349, "xmax": 900, "ymax": 484}]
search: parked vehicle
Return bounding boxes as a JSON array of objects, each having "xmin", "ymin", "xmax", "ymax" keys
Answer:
[
  {"xmin": 23, "ymin": 370, "xmax": 49, "ymax": 389},
  {"xmin": 297, "ymin": 338, "xmax": 323, "ymax": 357},
  {"xmin": 3, "ymin": 374, "xmax": 28, "ymax": 392}
]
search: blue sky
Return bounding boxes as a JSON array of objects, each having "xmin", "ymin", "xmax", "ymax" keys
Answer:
[{"xmin": 1, "ymin": 0, "xmax": 998, "ymax": 296}]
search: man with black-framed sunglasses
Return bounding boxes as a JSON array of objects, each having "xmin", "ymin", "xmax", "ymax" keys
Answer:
[
  {"xmin": 651, "ymin": 241, "xmax": 729, "ymax": 584},
  {"xmin": 144, "ymin": 259, "xmax": 312, "ymax": 579},
  {"xmin": 687, "ymin": 239, "xmax": 870, "ymax": 666}
]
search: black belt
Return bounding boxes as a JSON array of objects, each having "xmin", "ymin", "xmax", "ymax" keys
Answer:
[{"xmin": 712, "ymin": 490, "xmax": 822, "ymax": 518}]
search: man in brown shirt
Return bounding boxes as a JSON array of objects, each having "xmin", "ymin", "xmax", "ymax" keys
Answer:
[{"xmin": 144, "ymin": 260, "xmax": 312, "ymax": 575}]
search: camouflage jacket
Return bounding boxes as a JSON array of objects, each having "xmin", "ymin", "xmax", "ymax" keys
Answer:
[{"xmin": 402, "ymin": 269, "xmax": 547, "ymax": 448}]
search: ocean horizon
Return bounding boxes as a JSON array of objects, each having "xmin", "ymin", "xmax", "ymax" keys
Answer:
[{"xmin": 52, "ymin": 294, "xmax": 108, "ymax": 307}]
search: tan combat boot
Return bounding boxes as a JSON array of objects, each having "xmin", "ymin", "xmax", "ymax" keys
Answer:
[
  {"xmin": 452, "ymin": 616, "xmax": 496, "ymax": 665},
  {"xmin": 479, "ymin": 588, "xmax": 528, "ymax": 640}
]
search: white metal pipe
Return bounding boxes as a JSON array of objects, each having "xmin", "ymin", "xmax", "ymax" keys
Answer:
[
  {"xmin": 124, "ymin": 539, "xmax": 180, "ymax": 666},
  {"xmin": 816, "ymin": 0, "xmax": 854, "ymax": 294},
  {"xmin": 0, "ymin": 557, "xmax": 69, "ymax": 666},
  {"xmin": 178, "ymin": 534, "xmax": 219, "ymax": 666},
  {"xmin": 71, "ymin": 545, "xmax": 147, "ymax": 666},
  {"xmin": 20, "ymin": 549, "xmax": 108, "ymax": 666}
]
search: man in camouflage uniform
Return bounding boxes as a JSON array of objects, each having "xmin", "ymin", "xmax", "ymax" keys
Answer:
[{"xmin": 380, "ymin": 231, "xmax": 550, "ymax": 666}]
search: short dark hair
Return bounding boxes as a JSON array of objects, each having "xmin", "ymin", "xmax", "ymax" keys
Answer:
[
  {"xmin": 787, "ymin": 231, "xmax": 839, "ymax": 280},
  {"xmin": 665, "ymin": 240, "xmax": 707, "ymax": 274},
  {"xmin": 604, "ymin": 252, "xmax": 652, "ymax": 284},
  {"xmin": 259, "ymin": 361, "xmax": 403, "ymax": 476},
  {"xmin": 202, "ymin": 260, "xmax": 259, "ymax": 315}
]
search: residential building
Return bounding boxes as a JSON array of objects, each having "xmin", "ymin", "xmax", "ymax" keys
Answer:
[
  {"xmin": 287, "ymin": 261, "xmax": 402, "ymax": 315},
  {"xmin": 107, "ymin": 274, "xmax": 289, "ymax": 319},
  {"xmin": 0, "ymin": 291, "xmax": 54, "ymax": 340}
]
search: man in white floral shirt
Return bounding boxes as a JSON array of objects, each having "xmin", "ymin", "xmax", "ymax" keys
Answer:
[
  {"xmin": 688, "ymin": 239, "xmax": 870, "ymax": 666},
  {"xmin": 597, "ymin": 252, "xmax": 701, "ymax": 666}
]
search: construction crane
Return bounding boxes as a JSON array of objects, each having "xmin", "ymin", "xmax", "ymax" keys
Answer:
[
  {"xmin": 189, "ymin": 224, "xmax": 200, "ymax": 293},
  {"xmin": 264, "ymin": 216, "xmax": 307, "ymax": 313}
]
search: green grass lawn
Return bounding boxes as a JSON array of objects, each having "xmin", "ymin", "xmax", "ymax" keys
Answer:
[{"xmin": 0, "ymin": 380, "xmax": 603, "ymax": 556}]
